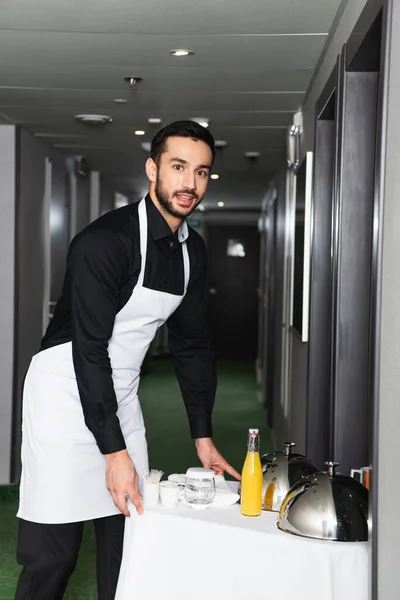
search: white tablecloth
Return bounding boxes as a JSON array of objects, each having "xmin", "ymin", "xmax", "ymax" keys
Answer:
[{"xmin": 115, "ymin": 482, "xmax": 370, "ymax": 600}]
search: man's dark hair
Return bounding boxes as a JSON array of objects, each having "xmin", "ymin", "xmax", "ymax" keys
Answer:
[{"xmin": 151, "ymin": 120, "xmax": 215, "ymax": 166}]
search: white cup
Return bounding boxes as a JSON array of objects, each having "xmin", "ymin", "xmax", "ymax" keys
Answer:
[
  {"xmin": 142, "ymin": 482, "xmax": 160, "ymax": 508},
  {"xmin": 160, "ymin": 482, "xmax": 180, "ymax": 509}
]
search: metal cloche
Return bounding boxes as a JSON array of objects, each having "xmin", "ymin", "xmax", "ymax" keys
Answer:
[
  {"xmin": 277, "ymin": 462, "xmax": 369, "ymax": 542},
  {"xmin": 261, "ymin": 442, "xmax": 320, "ymax": 512}
]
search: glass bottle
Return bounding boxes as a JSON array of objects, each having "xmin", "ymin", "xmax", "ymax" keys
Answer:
[{"xmin": 240, "ymin": 428, "xmax": 263, "ymax": 517}]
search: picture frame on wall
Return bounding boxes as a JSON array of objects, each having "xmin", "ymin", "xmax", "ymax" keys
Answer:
[{"xmin": 292, "ymin": 151, "xmax": 313, "ymax": 342}]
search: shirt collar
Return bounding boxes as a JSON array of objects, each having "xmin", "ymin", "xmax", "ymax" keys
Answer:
[{"xmin": 145, "ymin": 194, "xmax": 189, "ymax": 244}]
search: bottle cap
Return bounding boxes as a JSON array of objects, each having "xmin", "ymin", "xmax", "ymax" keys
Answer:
[{"xmin": 249, "ymin": 428, "xmax": 259, "ymax": 435}]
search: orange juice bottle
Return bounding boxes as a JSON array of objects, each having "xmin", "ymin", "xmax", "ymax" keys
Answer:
[{"xmin": 240, "ymin": 428, "xmax": 263, "ymax": 517}]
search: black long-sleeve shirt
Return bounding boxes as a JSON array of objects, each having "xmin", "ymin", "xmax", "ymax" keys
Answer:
[{"xmin": 41, "ymin": 194, "xmax": 216, "ymax": 454}]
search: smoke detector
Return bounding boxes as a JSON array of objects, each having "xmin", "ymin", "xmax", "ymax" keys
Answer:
[
  {"xmin": 75, "ymin": 114, "xmax": 112, "ymax": 125},
  {"xmin": 244, "ymin": 151, "xmax": 261, "ymax": 159},
  {"xmin": 215, "ymin": 140, "xmax": 227, "ymax": 149},
  {"xmin": 141, "ymin": 142, "xmax": 151, "ymax": 152}
]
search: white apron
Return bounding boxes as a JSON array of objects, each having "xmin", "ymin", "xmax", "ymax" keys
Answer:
[{"xmin": 17, "ymin": 198, "xmax": 190, "ymax": 524}]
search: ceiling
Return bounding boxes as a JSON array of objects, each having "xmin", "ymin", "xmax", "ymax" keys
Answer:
[{"xmin": 0, "ymin": 0, "xmax": 344, "ymax": 209}]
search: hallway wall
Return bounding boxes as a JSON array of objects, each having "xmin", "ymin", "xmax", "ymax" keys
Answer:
[
  {"xmin": 0, "ymin": 125, "xmax": 124, "ymax": 484},
  {"xmin": 269, "ymin": 0, "xmax": 370, "ymax": 457},
  {"xmin": 12, "ymin": 129, "xmax": 50, "ymax": 481}
]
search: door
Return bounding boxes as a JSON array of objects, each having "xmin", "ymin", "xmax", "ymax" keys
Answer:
[
  {"xmin": 262, "ymin": 199, "xmax": 278, "ymax": 424},
  {"xmin": 206, "ymin": 224, "xmax": 260, "ymax": 361}
]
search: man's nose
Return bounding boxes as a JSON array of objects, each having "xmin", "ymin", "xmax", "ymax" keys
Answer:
[{"xmin": 182, "ymin": 170, "xmax": 196, "ymax": 191}]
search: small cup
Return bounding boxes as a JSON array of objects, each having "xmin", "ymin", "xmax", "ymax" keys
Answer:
[
  {"xmin": 160, "ymin": 482, "xmax": 180, "ymax": 509},
  {"xmin": 142, "ymin": 482, "xmax": 160, "ymax": 508}
]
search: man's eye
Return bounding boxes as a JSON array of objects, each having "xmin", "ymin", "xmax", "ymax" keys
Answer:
[
  {"xmin": 198, "ymin": 171, "xmax": 208, "ymax": 177},
  {"xmin": 173, "ymin": 165, "xmax": 183, "ymax": 171}
]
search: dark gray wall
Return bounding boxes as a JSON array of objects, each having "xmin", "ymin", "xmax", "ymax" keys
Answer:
[
  {"xmin": 279, "ymin": 0, "xmax": 369, "ymax": 455},
  {"xmin": 76, "ymin": 175, "xmax": 90, "ymax": 234},
  {"xmin": 270, "ymin": 171, "xmax": 290, "ymax": 447},
  {"xmin": 0, "ymin": 125, "xmax": 16, "ymax": 484},
  {"xmin": 12, "ymin": 129, "xmax": 48, "ymax": 480},
  {"xmin": 100, "ymin": 180, "xmax": 116, "ymax": 216}
]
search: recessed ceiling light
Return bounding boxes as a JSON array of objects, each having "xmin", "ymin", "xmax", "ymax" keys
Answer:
[
  {"xmin": 114, "ymin": 98, "xmax": 128, "ymax": 104},
  {"xmin": 217, "ymin": 202, "xmax": 225, "ymax": 208},
  {"xmin": 135, "ymin": 130, "xmax": 146, "ymax": 136},
  {"xmin": 141, "ymin": 142, "xmax": 151, "ymax": 152},
  {"xmin": 169, "ymin": 49, "xmax": 194, "ymax": 57},
  {"xmin": 245, "ymin": 151, "xmax": 261, "ymax": 158},
  {"xmin": 211, "ymin": 174, "xmax": 220, "ymax": 180},
  {"xmin": 74, "ymin": 114, "xmax": 112, "ymax": 125},
  {"xmin": 148, "ymin": 118, "xmax": 162, "ymax": 124},
  {"xmin": 191, "ymin": 117, "xmax": 210, "ymax": 128}
]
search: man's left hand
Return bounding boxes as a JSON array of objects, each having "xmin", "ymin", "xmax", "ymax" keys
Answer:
[{"xmin": 195, "ymin": 438, "xmax": 241, "ymax": 480}]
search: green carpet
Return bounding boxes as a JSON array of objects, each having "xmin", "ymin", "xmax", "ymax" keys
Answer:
[{"xmin": 0, "ymin": 358, "xmax": 271, "ymax": 599}]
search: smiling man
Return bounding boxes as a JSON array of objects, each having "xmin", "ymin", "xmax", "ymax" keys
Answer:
[{"xmin": 14, "ymin": 121, "xmax": 240, "ymax": 600}]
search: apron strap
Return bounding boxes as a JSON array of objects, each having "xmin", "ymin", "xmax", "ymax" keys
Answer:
[
  {"xmin": 137, "ymin": 198, "xmax": 148, "ymax": 287},
  {"xmin": 182, "ymin": 241, "xmax": 190, "ymax": 292}
]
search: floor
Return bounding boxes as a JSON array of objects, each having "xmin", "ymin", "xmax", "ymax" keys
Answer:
[{"xmin": 0, "ymin": 358, "xmax": 272, "ymax": 600}]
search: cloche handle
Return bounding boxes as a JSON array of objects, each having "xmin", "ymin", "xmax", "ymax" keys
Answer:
[
  {"xmin": 324, "ymin": 461, "xmax": 340, "ymax": 477},
  {"xmin": 282, "ymin": 442, "xmax": 296, "ymax": 457}
]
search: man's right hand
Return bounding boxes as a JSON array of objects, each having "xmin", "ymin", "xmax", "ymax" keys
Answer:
[{"xmin": 105, "ymin": 449, "xmax": 144, "ymax": 516}]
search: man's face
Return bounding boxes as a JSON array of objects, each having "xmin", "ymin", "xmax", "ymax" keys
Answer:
[{"xmin": 150, "ymin": 136, "xmax": 212, "ymax": 219}]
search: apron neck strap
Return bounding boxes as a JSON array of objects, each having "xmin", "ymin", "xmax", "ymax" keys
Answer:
[{"xmin": 137, "ymin": 199, "xmax": 148, "ymax": 286}]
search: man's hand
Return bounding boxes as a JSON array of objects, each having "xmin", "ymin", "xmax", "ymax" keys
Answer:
[
  {"xmin": 195, "ymin": 438, "xmax": 241, "ymax": 480},
  {"xmin": 105, "ymin": 449, "xmax": 144, "ymax": 517}
]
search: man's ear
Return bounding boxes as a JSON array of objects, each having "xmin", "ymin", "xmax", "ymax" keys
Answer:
[{"xmin": 145, "ymin": 157, "xmax": 157, "ymax": 184}]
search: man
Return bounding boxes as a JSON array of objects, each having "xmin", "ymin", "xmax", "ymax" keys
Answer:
[{"xmin": 15, "ymin": 121, "xmax": 240, "ymax": 600}]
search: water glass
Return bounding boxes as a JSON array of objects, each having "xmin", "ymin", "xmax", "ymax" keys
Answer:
[
  {"xmin": 160, "ymin": 482, "xmax": 180, "ymax": 508},
  {"xmin": 184, "ymin": 467, "xmax": 216, "ymax": 510}
]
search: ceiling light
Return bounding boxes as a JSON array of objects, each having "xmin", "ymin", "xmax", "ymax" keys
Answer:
[
  {"xmin": 217, "ymin": 202, "xmax": 225, "ymax": 208},
  {"xmin": 141, "ymin": 142, "xmax": 151, "ymax": 152},
  {"xmin": 148, "ymin": 118, "xmax": 162, "ymax": 124},
  {"xmin": 211, "ymin": 174, "xmax": 220, "ymax": 180},
  {"xmin": 114, "ymin": 98, "xmax": 128, "ymax": 104},
  {"xmin": 191, "ymin": 117, "xmax": 210, "ymax": 128},
  {"xmin": 135, "ymin": 130, "xmax": 146, "ymax": 136},
  {"xmin": 245, "ymin": 151, "xmax": 261, "ymax": 158},
  {"xmin": 215, "ymin": 140, "xmax": 227, "ymax": 149},
  {"xmin": 169, "ymin": 49, "xmax": 194, "ymax": 57}
]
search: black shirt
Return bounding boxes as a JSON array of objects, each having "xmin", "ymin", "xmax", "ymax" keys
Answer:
[{"xmin": 41, "ymin": 194, "xmax": 216, "ymax": 455}]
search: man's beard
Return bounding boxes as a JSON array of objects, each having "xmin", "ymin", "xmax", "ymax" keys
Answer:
[{"xmin": 155, "ymin": 176, "xmax": 200, "ymax": 219}]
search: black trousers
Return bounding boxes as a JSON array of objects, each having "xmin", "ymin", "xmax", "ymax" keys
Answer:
[{"xmin": 14, "ymin": 514, "xmax": 125, "ymax": 600}]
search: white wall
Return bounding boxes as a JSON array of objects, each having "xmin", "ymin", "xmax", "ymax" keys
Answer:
[
  {"xmin": 376, "ymin": 0, "xmax": 400, "ymax": 595},
  {"xmin": 0, "ymin": 126, "xmax": 16, "ymax": 483}
]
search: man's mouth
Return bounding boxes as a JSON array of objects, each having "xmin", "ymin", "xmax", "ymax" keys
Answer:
[{"xmin": 175, "ymin": 194, "xmax": 196, "ymax": 207}]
